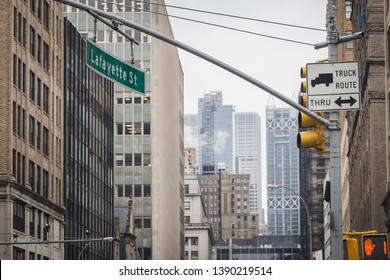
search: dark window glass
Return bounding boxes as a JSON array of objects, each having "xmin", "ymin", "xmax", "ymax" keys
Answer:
[
  {"xmin": 134, "ymin": 154, "xmax": 142, "ymax": 166},
  {"xmin": 13, "ymin": 200, "xmax": 25, "ymax": 232},
  {"xmin": 29, "ymin": 115, "xmax": 35, "ymax": 146}
]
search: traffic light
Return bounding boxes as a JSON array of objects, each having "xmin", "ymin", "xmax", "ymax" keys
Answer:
[
  {"xmin": 297, "ymin": 65, "xmax": 327, "ymax": 153},
  {"xmin": 297, "ymin": 96, "xmax": 327, "ymax": 152},
  {"xmin": 343, "ymin": 237, "xmax": 360, "ymax": 260},
  {"xmin": 362, "ymin": 234, "xmax": 388, "ymax": 260}
]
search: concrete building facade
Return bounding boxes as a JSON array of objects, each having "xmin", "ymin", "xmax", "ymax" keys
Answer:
[
  {"xmin": 347, "ymin": 0, "xmax": 387, "ymax": 233},
  {"xmin": 0, "ymin": 0, "xmax": 65, "ymax": 259},
  {"xmin": 219, "ymin": 171, "xmax": 259, "ymax": 240},
  {"xmin": 184, "ymin": 174, "xmax": 213, "ymax": 260}
]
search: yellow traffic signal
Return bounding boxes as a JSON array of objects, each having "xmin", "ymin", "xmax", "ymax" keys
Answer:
[
  {"xmin": 297, "ymin": 95, "xmax": 327, "ymax": 152},
  {"xmin": 343, "ymin": 237, "xmax": 360, "ymax": 260},
  {"xmin": 362, "ymin": 234, "xmax": 388, "ymax": 260},
  {"xmin": 300, "ymin": 66, "xmax": 307, "ymax": 93}
]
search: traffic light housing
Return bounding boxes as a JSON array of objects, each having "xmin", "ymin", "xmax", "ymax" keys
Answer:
[
  {"xmin": 343, "ymin": 237, "xmax": 360, "ymax": 260},
  {"xmin": 362, "ymin": 234, "xmax": 388, "ymax": 260},
  {"xmin": 297, "ymin": 96, "xmax": 327, "ymax": 152},
  {"xmin": 297, "ymin": 66, "xmax": 327, "ymax": 153}
]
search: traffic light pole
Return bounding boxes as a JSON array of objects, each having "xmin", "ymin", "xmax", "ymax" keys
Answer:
[{"xmin": 326, "ymin": 0, "xmax": 343, "ymax": 260}]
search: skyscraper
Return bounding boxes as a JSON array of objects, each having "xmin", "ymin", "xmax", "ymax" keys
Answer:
[
  {"xmin": 197, "ymin": 92, "xmax": 234, "ymax": 174},
  {"xmin": 234, "ymin": 112, "xmax": 264, "ymax": 224},
  {"xmin": 266, "ymin": 105, "xmax": 300, "ymax": 236},
  {"xmin": 0, "ymin": 0, "xmax": 65, "ymax": 260},
  {"xmin": 63, "ymin": 19, "xmax": 114, "ymax": 260},
  {"xmin": 66, "ymin": 0, "xmax": 184, "ymax": 260}
]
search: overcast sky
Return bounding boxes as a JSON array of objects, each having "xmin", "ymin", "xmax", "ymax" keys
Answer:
[{"xmin": 165, "ymin": 0, "xmax": 328, "ymax": 114}]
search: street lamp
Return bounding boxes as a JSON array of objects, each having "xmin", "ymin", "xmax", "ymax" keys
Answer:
[
  {"xmin": 77, "ymin": 237, "xmax": 114, "ymax": 260},
  {"xmin": 267, "ymin": 184, "xmax": 312, "ymax": 260}
]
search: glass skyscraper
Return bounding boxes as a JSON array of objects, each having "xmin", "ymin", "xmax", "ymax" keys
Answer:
[
  {"xmin": 234, "ymin": 112, "xmax": 264, "ymax": 224},
  {"xmin": 197, "ymin": 92, "xmax": 234, "ymax": 174},
  {"xmin": 64, "ymin": 19, "xmax": 114, "ymax": 259},
  {"xmin": 266, "ymin": 105, "xmax": 300, "ymax": 235}
]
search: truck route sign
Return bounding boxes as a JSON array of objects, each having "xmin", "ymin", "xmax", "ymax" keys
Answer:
[{"xmin": 305, "ymin": 61, "xmax": 361, "ymax": 112}]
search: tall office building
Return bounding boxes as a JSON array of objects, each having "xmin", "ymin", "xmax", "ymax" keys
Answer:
[
  {"xmin": 184, "ymin": 114, "xmax": 198, "ymax": 149},
  {"xmin": 197, "ymin": 92, "xmax": 234, "ymax": 174},
  {"xmin": 0, "ymin": 1, "xmax": 65, "ymax": 259},
  {"xmin": 266, "ymin": 105, "xmax": 300, "ymax": 236},
  {"xmin": 66, "ymin": 0, "xmax": 184, "ymax": 260},
  {"xmin": 234, "ymin": 112, "xmax": 264, "ymax": 224},
  {"xmin": 63, "ymin": 19, "xmax": 114, "ymax": 260}
]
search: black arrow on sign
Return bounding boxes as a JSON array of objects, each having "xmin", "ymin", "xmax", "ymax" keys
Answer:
[{"xmin": 335, "ymin": 96, "xmax": 357, "ymax": 107}]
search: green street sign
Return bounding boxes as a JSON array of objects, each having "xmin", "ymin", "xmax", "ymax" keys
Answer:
[{"xmin": 86, "ymin": 40, "xmax": 145, "ymax": 94}]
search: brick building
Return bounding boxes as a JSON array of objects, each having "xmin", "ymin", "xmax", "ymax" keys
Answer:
[{"xmin": 0, "ymin": 0, "xmax": 65, "ymax": 259}]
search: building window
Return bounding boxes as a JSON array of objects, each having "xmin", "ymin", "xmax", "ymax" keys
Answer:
[
  {"xmin": 13, "ymin": 200, "xmax": 25, "ymax": 233},
  {"xmin": 191, "ymin": 251, "xmax": 198, "ymax": 260},
  {"xmin": 43, "ymin": 169, "xmax": 49, "ymax": 198},
  {"xmin": 134, "ymin": 153, "xmax": 142, "ymax": 166},
  {"xmin": 37, "ymin": 35, "xmax": 42, "ymax": 64},
  {"xmin": 125, "ymin": 153, "xmax": 132, "ymax": 166},
  {"xmin": 144, "ymin": 153, "xmax": 151, "ymax": 166},
  {"xmin": 13, "ymin": 54, "xmax": 17, "ymax": 86},
  {"xmin": 12, "ymin": 150, "xmax": 17, "ymax": 177},
  {"xmin": 134, "ymin": 218, "xmax": 142, "ymax": 228},
  {"xmin": 43, "ymin": 41, "xmax": 49, "ymax": 71},
  {"xmin": 13, "ymin": 247, "xmax": 25, "ymax": 260},
  {"xmin": 29, "ymin": 160, "xmax": 35, "ymax": 190},
  {"xmin": 29, "ymin": 208, "xmax": 35, "ymax": 236},
  {"xmin": 43, "ymin": 214, "xmax": 49, "ymax": 240},
  {"xmin": 144, "ymin": 122, "xmax": 151, "ymax": 134},
  {"xmin": 184, "ymin": 201, "xmax": 190, "ymax": 210},
  {"xmin": 115, "ymin": 154, "xmax": 123, "ymax": 166},
  {"xmin": 191, "ymin": 237, "xmax": 198, "ymax": 245},
  {"xmin": 43, "ymin": 126, "xmax": 49, "ymax": 156},
  {"xmin": 30, "ymin": 26, "xmax": 35, "ymax": 57},
  {"xmin": 29, "ymin": 115, "xmax": 35, "ymax": 146},
  {"xmin": 30, "ymin": 0, "xmax": 36, "ymax": 14},
  {"xmin": 43, "ymin": 0, "xmax": 49, "ymax": 29},
  {"xmin": 116, "ymin": 185, "xmax": 123, "ymax": 197},
  {"xmin": 22, "ymin": 63, "xmax": 26, "ymax": 93},
  {"xmin": 37, "ymin": 0, "xmax": 42, "ymax": 20},
  {"xmin": 116, "ymin": 123, "xmax": 123, "ymax": 135},
  {"xmin": 22, "ymin": 17, "xmax": 26, "ymax": 47},
  {"xmin": 144, "ymin": 218, "xmax": 151, "ymax": 228},
  {"xmin": 36, "ymin": 122, "xmax": 41, "ymax": 151},
  {"xmin": 134, "ymin": 185, "xmax": 142, "ymax": 197},
  {"xmin": 345, "ymin": 1, "xmax": 352, "ymax": 19},
  {"xmin": 36, "ymin": 165, "xmax": 41, "ymax": 194},
  {"xmin": 29, "ymin": 70, "xmax": 35, "ymax": 101},
  {"xmin": 144, "ymin": 184, "xmax": 151, "ymax": 197},
  {"xmin": 124, "ymin": 122, "xmax": 132, "ymax": 135},
  {"xmin": 125, "ymin": 185, "xmax": 132, "ymax": 197},
  {"xmin": 43, "ymin": 83, "xmax": 49, "ymax": 113},
  {"xmin": 37, "ymin": 78, "xmax": 41, "ymax": 107}
]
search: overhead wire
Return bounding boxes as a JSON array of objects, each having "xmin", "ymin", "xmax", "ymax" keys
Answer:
[
  {"xmin": 94, "ymin": 0, "xmax": 324, "ymax": 47},
  {"xmin": 143, "ymin": 0, "xmax": 327, "ymax": 33}
]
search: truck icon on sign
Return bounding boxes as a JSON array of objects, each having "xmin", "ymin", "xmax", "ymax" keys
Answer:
[{"xmin": 311, "ymin": 73, "xmax": 333, "ymax": 87}]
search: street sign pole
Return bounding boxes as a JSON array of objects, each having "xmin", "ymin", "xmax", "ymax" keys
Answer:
[{"xmin": 327, "ymin": 0, "xmax": 343, "ymax": 260}]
